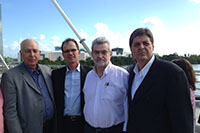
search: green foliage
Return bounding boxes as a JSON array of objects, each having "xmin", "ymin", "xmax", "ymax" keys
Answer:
[
  {"xmin": 111, "ymin": 56, "xmax": 133, "ymax": 66},
  {"xmin": 80, "ymin": 57, "xmax": 94, "ymax": 66},
  {"xmin": 158, "ymin": 53, "xmax": 200, "ymax": 64},
  {"xmin": 25, "ymin": 53, "xmax": 200, "ymax": 66}
]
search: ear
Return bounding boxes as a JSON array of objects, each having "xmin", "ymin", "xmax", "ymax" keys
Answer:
[
  {"xmin": 152, "ymin": 43, "xmax": 154, "ymax": 50},
  {"xmin": 110, "ymin": 51, "xmax": 112, "ymax": 57},
  {"xmin": 20, "ymin": 50, "xmax": 22, "ymax": 56}
]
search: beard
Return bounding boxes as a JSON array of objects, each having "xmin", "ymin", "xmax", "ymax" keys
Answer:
[{"xmin": 94, "ymin": 57, "xmax": 109, "ymax": 67}]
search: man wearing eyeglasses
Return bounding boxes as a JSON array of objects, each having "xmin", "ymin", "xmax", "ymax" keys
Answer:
[
  {"xmin": 83, "ymin": 37, "xmax": 129, "ymax": 133},
  {"xmin": 51, "ymin": 38, "xmax": 91, "ymax": 133},
  {"xmin": 1, "ymin": 39, "xmax": 56, "ymax": 133}
]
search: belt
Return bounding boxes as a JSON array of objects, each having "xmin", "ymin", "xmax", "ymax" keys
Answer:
[
  {"xmin": 87, "ymin": 122, "xmax": 124, "ymax": 133},
  {"xmin": 64, "ymin": 115, "xmax": 82, "ymax": 122}
]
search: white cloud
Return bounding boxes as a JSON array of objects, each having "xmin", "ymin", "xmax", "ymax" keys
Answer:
[
  {"xmin": 40, "ymin": 34, "xmax": 45, "ymax": 40},
  {"xmin": 139, "ymin": 17, "xmax": 200, "ymax": 56},
  {"xmin": 4, "ymin": 40, "xmax": 21, "ymax": 58},
  {"xmin": 190, "ymin": 0, "xmax": 200, "ymax": 3},
  {"xmin": 3, "ymin": 20, "xmax": 200, "ymax": 58},
  {"xmin": 51, "ymin": 36, "xmax": 60, "ymax": 41},
  {"xmin": 32, "ymin": 34, "xmax": 45, "ymax": 41},
  {"xmin": 140, "ymin": 17, "xmax": 164, "ymax": 29},
  {"xmin": 50, "ymin": 36, "xmax": 61, "ymax": 47},
  {"xmin": 78, "ymin": 23, "xmax": 130, "ymax": 53},
  {"xmin": 39, "ymin": 42, "xmax": 54, "ymax": 51}
]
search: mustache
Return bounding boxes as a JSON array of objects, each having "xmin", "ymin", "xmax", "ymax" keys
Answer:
[{"xmin": 96, "ymin": 57, "xmax": 106, "ymax": 62}]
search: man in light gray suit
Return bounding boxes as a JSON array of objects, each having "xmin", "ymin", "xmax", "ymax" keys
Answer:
[{"xmin": 1, "ymin": 39, "xmax": 56, "ymax": 133}]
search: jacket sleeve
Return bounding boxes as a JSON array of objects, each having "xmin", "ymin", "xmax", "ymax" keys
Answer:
[
  {"xmin": 1, "ymin": 72, "xmax": 23, "ymax": 133},
  {"xmin": 166, "ymin": 70, "xmax": 193, "ymax": 133}
]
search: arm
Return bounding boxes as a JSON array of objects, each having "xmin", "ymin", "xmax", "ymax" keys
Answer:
[
  {"xmin": 123, "ymin": 71, "xmax": 129, "ymax": 132},
  {"xmin": 1, "ymin": 72, "xmax": 23, "ymax": 133},
  {"xmin": 0, "ymin": 89, "xmax": 4, "ymax": 133},
  {"xmin": 167, "ymin": 70, "xmax": 193, "ymax": 133}
]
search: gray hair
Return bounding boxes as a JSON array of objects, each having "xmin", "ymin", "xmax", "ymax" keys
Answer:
[{"xmin": 91, "ymin": 37, "xmax": 110, "ymax": 51}]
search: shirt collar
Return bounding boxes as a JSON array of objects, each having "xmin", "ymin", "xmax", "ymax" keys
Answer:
[
  {"xmin": 93, "ymin": 62, "xmax": 112, "ymax": 77},
  {"xmin": 133, "ymin": 55, "xmax": 155, "ymax": 77},
  {"xmin": 23, "ymin": 62, "xmax": 40, "ymax": 75},
  {"xmin": 66, "ymin": 63, "xmax": 80, "ymax": 72},
  {"xmin": 103, "ymin": 62, "xmax": 112, "ymax": 75}
]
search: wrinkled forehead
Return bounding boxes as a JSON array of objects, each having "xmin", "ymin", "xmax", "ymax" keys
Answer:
[
  {"xmin": 92, "ymin": 43, "xmax": 110, "ymax": 51},
  {"xmin": 21, "ymin": 40, "xmax": 39, "ymax": 50}
]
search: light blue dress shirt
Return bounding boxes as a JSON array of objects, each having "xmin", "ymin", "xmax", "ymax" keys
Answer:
[
  {"xmin": 64, "ymin": 64, "xmax": 81, "ymax": 116},
  {"xmin": 24, "ymin": 63, "xmax": 54, "ymax": 122}
]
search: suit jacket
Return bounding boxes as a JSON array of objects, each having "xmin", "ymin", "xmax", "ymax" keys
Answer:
[
  {"xmin": 0, "ymin": 89, "xmax": 3, "ymax": 133},
  {"xmin": 127, "ymin": 57, "xmax": 193, "ymax": 133},
  {"xmin": 51, "ymin": 65, "xmax": 91, "ymax": 133},
  {"xmin": 1, "ymin": 63, "xmax": 56, "ymax": 133}
]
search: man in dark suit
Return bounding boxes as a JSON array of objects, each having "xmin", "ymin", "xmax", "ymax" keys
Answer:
[
  {"xmin": 1, "ymin": 39, "xmax": 56, "ymax": 133},
  {"xmin": 127, "ymin": 28, "xmax": 193, "ymax": 133},
  {"xmin": 52, "ymin": 38, "xmax": 91, "ymax": 133}
]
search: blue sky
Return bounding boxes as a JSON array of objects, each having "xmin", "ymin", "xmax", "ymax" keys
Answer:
[{"xmin": 0, "ymin": 0, "xmax": 200, "ymax": 58}]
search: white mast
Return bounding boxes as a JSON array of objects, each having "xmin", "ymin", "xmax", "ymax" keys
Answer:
[{"xmin": 51, "ymin": 0, "xmax": 91, "ymax": 56}]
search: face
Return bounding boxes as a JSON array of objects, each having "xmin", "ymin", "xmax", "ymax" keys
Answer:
[
  {"xmin": 92, "ymin": 43, "xmax": 112, "ymax": 67},
  {"xmin": 130, "ymin": 35, "xmax": 154, "ymax": 66},
  {"xmin": 20, "ymin": 40, "xmax": 41, "ymax": 70},
  {"xmin": 62, "ymin": 41, "xmax": 80, "ymax": 65}
]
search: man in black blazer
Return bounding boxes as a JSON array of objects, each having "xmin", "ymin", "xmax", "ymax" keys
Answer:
[
  {"xmin": 51, "ymin": 38, "xmax": 91, "ymax": 133},
  {"xmin": 127, "ymin": 28, "xmax": 193, "ymax": 133}
]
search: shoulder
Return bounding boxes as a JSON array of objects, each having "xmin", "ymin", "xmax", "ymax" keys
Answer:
[
  {"xmin": 154, "ymin": 58, "xmax": 182, "ymax": 73},
  {"xmin": 38, "ymin": 64, "xmax": 51, "ymax": 70},
  {"xmin": 110, "ymin": 64, "xmax": 129, "ymax": 75},
  {"xmin": 52, "ymin": 66, "xmax": 66, "ymax": 72},
  {"xmin": 80, "ymin": 65, "xmax": 92, "ymax": 73},
  {"xmin": 52, "ymin": 66, "xmax": 66, "ymax": 75},
  {"xmin": 3, "ymin": 64, "xmax": 23, "ymax": 76},
  {"xmin": 38, "ymin": 64, "xmax": 52, "ymax": 74},
  {"xmin": 126, "ymin": 64, "xmax": 135, "ymax": 73}
]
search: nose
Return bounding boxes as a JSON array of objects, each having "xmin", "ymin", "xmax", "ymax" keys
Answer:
[
  {"xmin": 97, "ymin": 52, "xmax": 104, "ymax": 58},
  {"xmin": 139, "ymin": 43, "xmax": 145, "ymax": 49},
  {"xmin": 30, "ymin": 51, "xmax": 35, "ymax": 56}
]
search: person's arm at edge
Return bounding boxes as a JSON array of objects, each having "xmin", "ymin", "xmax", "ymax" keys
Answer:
[{"xmin": 1, "ymin": 72, "xmax": 23, "ymax": 133}]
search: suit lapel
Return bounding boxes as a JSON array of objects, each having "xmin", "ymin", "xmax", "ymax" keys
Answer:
[
  {"xmin": 39, "ymin": 65, "xmax": 55, "ymax": 101},
  {"xmin": 128, "ymin": 65, "xmax": 135, "ymax": 104},
  {"xmin": 19, "ymin": 64, "xmax": 41, "ymax": 94},
  {"xmin": 132, "ymin": 59, "xmax": 158, "ymax": 104},
  {"xmin": 58, "ymin": 67, "xmax": 66, "ymax": 108}
]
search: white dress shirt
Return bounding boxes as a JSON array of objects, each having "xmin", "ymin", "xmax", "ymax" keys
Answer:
[
  {"xmin": 83, "ymin": 63, "xmax": 129, "ymax": 128},
  {"xmin": 131, "ymin": 55, "xmax": 155, "ymax": 99}
]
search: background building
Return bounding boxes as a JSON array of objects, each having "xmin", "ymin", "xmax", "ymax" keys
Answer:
[
  {"xmin": 18, "ymin": 46, "xmax": 90, "ymax": 62},
  {"xmin": 0, "ymin": 4, "xmax": 3, "ymax": 56}
]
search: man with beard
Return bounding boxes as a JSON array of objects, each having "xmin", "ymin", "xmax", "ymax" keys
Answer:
[{"xmin": 83, "ymin": 37, "xmax": 129, "ymax": 133}]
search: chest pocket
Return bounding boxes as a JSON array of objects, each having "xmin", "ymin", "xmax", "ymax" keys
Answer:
[{"xmin": 101, "ymin": 82, "xmax": 125, "ymax": 101}]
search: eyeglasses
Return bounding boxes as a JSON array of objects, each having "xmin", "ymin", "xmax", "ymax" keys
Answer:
[
  {"xmin": 92, "ymin": 50, "xmax": 109, "ymax": 55},
  {"xmin": 22, "ymin": 49, "xmax": 40, "ymax": 54},
  {"xmin": 63, "ymin": 49, "xmax": 77, "ymax": 53}
]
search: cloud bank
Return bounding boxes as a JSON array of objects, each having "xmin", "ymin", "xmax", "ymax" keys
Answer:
[{"xmin": 3, "ymin": 17, "xmax": 200, "ymax": 58}]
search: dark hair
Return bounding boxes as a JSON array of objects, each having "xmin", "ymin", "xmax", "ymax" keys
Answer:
[
  {"xmin": 129, "ymin": 28, "xmax": 154, "ymax": 48},
  {"xmin": 172, "ymin": 58, "xmax": 196, "ymax": 90},
  {"xmin": 61, "ymin": 38, "xmax": 79, "ymax": 51}
]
